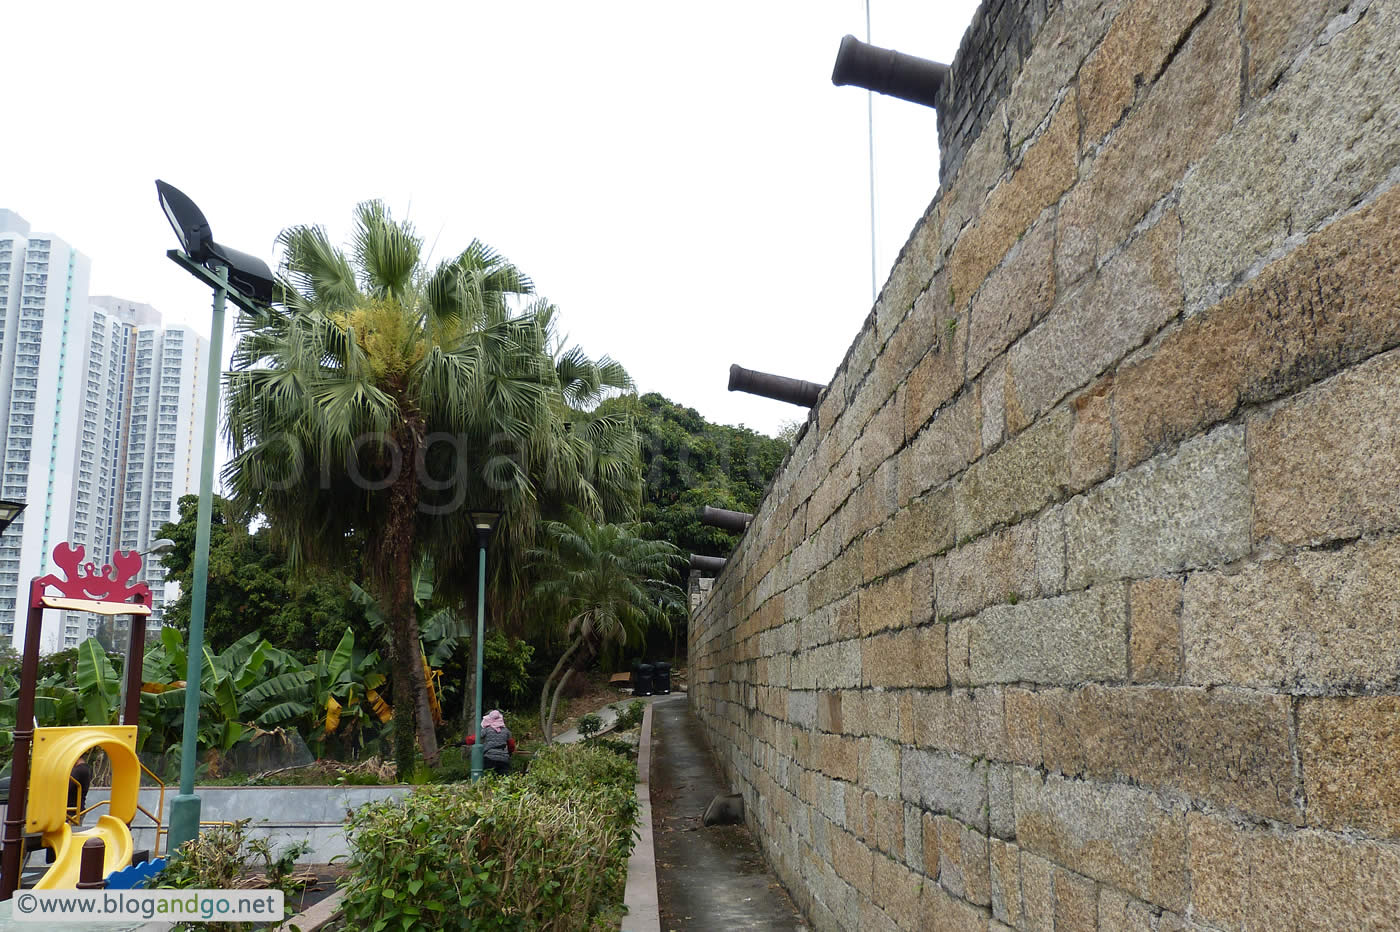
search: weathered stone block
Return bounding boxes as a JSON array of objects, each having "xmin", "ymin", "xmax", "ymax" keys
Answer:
[
  {"xmin": 967, "ymin": 585, "xmax": 1128, "ymax": 686},
  {"xmin": 1013, "ymin": 768, "xmax": 1187, "ymax": 910},
  {"xmin": 1053, "ymin": 867, "xmax": 1097, "ymax": 932},
  {"xmin": 1097, "ymin": 886, "xmax": 1159, "ymax": 932},
  {"xmin": 949, "ymin": 91, "xmax": 1078, "ymax": 308},
  {"xmin": 988, "ymin": 763, "xmax": 1015, "ymax": 840},
  {"xmin": 1068, "ymin": 377, "xmax": 1114, "ymax": 491},
  {"xmin": 829, "ymin": 826, "xmax": 874, "ymax": 897},
  {"xmin": 877, "ymin": 203, "xmax": 943, "ymax": 341},
  {"xmin": 1128, "ymin": 576, "xmax": 1183, "ymax": 684},
  {"xmin": 920, "ymin": 881, "xmax": 992, "ymax": 932},
  {"xmin": 941, "ymin": 99, "xmax": 1009, "ymax": 248},
  {"xmin": 856, "ymin": 389, "xmax": 905, "ymax": 482},
  {"xmin": 901, "ymin": 749, "xmax": 988, "ymax": 830},
  {"xmin": 1299, "ymin": 696, "xmax": 1400, "ymax": 840},
  {"xmin": 1183, "ymin": 536, "xmax": 1400, "ymax": 692},
  {"xmin": 900, "ymin": 389, "xmax": 980, "ymax": 505},
  {"xmin": 908, "ymin": 687, "xmax": 1006, "ymax": 761},
  {"xmin": 859, "ymin": 567, "xmax": 914, "ymax": 636},
  {"xmin": 1187, "ymin": 813, "xmax": 1400, "ymax": 931},
  {"xmin": 1178, "ymin": 0, "xmax": 1400, "ymax": 304},
  {"xmin": 1005, "ymin": 0, "xmax": 1125, "ymax": 146},
  {"xmin": 989, "ymin": 838, "xmax": 1022, "ymax": 926},
  {"xmin": 1019, "ymin": 849, "xmax": 1056, "ymax": 932},
  {"xmin": 1245, "ymin": 0, "xmax": 1350, "ymax": 97},
  {"xmin": 1037, "ymin": 685, "xmax": 1299, "ymax": 823},
  {"xmin": 1116, "ymin": 186, "xmax": 1400, "ymax": 471},
  {"xmin": 967, "ymin": 218, "xmax": 1055, "ymax": 379},
  {"xmin": 1006, "ymin": 213, "xmax": 1182, "ymax": 431},
  {"xmin": 936, "ymin": 522, "xmax": 1039, "ymax": 620},
  {"xmin": 814, "ymin": 733, "xmax": 859, "ymax": 783},
  {"xmin": 862, "ymin": 625, "xmax": 947, "ymax": 689},
  {"xmin": 1069, "ymin": 3, "xmax": 1238, "ymax": 269},
  {"xmin": 1251, "ymin": 348, "xmax": 1400, "ymax": 547},
  {"xmin": 954, "ymin": 406, "xmax": 1072, "ymax": 542},
  {"xmin": 859, "ymin": 737, "xmax": 901, "ymax": 801},
  {"xmin": 1004, "ymin": 687, "xmax": 1043, "ymax": 768},
  {"xmin": 873, "ymin": 854, "xmax": 924, "ymax": 931},
  {"xmin": 1078, "ymin": 0, "xmax": 1211, "ymax": 145},
  {"xmin": 947, "ymin": 619, "xmax": 972, "ymax": 686},
  {"xmin": 903, "ymin": 282, "xmax": 963, "ymax": 438},
  {"xmin": 864, "ymin": 487, "xmax": 956, "ymax": 580},
  {"xmin": 1065, "ymin": 424, "xmax": 1251, "ymax": 588},
  {"xmin": 981, "ymin": 356, "xmax": 1006, "ymax": 452}
]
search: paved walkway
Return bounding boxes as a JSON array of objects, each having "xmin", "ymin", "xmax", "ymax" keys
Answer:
[{"xmin": 648, "ymin": 695, "xmax": 806, "ymax": 931}]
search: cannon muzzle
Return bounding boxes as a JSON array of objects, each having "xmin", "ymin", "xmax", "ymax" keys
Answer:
[
  {"xmin": 832, "ymin": 35, "xmax": 949, "ymax": 110},
  {"xmin": 728, "ymin": 364, "xmax": 824, "ymax": 408},
  {"xmin": 701, "ymin": 506, "xmax": 754, "ymax": 532},
  {"xmin": 690, "ymin": 554, "xmax": 728, "ymax": 573}
]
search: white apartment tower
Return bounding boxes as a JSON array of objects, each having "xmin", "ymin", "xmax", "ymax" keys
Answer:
[{"xmin": 0, "ymin": 211, "xmax": 208, "ymax": 651}]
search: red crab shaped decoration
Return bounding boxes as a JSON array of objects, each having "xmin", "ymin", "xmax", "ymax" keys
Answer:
[{"xmin": 33, "ymin": 542, "xmax": 152, "ymax": 606}]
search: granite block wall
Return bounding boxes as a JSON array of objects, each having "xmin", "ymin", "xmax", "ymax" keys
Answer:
[{"xmin": 689, "ymin": 0, "xmax": 1400, "ymax": 929}]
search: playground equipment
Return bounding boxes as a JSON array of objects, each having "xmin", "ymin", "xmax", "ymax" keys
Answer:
[{"xmin": 0, "ymin": 542, "xmax": 154, "ymax": 899}]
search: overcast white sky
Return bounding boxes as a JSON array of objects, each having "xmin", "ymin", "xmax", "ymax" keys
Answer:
[{"xmin": 6, "ymin": 0, "xmax": 979, "ymax": 438}]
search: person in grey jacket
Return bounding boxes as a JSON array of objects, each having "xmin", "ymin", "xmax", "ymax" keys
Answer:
[{"xmin": 465, "ymin": 709, "xmax": 515, "ymax": 775}]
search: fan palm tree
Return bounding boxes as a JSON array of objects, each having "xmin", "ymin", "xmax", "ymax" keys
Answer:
[
  {"xmin": 529, "ymin": 512, "xmax": 684, "ymax": 742},
  {"xmin": 224, "ymin": 202, "xmax": 641, "ymax": 772}
]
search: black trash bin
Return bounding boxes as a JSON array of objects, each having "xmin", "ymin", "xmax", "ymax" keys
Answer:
[
  {"xmin": 634, "ymin": 663, "xmax": 654, "ymax": 697},
  {"xmin": 654, "ymin": 661, "xmax": 671, "ymax": 694}
]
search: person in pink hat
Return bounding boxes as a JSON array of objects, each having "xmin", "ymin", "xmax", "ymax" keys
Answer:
[{"xmin": 464, "ymin": 709, "xmax": 515, "ymax": 775}]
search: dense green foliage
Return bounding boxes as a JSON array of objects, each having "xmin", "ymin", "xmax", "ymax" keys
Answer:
[
  {"xmin": 224, "ymin": 201, "xmax": 642, "ymax": 774},
  {"xmin": 341, "ymin": 743, "xmax": 637, "ymax": 931},
  {"xmin": 529, "ymin": 513, "xmax": 683, "ymax": 740},
  {"xmin": 157, "ymin": 495, "xmax": 370, "ymax": 661},
  {"xmin": 602, "ymin": 392, "xmax": 789, "ymax": 558}
]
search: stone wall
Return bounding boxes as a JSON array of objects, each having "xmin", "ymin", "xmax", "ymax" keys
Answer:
[{"xmin": 689, "ymin": 1, "xmax": 1400, "ymax": 929}]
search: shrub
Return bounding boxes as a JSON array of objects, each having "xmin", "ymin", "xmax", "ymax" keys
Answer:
[
  {"xmin": 577, "ymin": 712, "xmax": 602, "ymax": 740},
  {"xmin": 613, "ymin": 700, "xmax": 646, "ymax": 731},
  {"xmin": 342, "ymin": 744, "xmax": 638, "ymax": 931},
  {"xmin": 156, "ymin": 819, "xmax": 310, "ymax": 931}
]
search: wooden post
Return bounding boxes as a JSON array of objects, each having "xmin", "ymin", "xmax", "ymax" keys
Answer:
[
  {"xmin": 122, "ymin": 606, "xmax": 148, "ymax": 726},
  {"xmin": 76, "ymin": 837, "xmax": 106, "ymax": 889},
  {"xmin": 1, "ymin": 581, "xmax": 46, "ymax": 900}
]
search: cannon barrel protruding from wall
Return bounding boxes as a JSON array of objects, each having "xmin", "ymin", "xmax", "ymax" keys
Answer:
[
  {"xmin": 831, "ymin": 35, "xmax": 949, "ymax": 110},
  {"xmin": 701, "ymin": 506, "xmax": 754, "ymax": 532},
  {"xmin": 689, "ymin": 554, "xmax": 728, "ymax": 574},
  {"xmin": 728, "ymin": 364, "xmax": 825, "ymax": 408}
]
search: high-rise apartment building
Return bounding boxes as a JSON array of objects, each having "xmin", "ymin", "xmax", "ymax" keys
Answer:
[{"xmin": 0, "ymin": 211, "xmax": 208, "ymax": 651}]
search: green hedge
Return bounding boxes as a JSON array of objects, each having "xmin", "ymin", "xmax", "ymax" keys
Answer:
[{"xmin": 341, "ymin": 744, "xmax": 638, "ymax": 931}]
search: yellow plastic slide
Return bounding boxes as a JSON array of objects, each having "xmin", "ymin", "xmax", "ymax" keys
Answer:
[
  {"xmin": 35, "ymin": 816, "xmax": 134, "ymax": 889},
  {"xmin": 24, "ymin": 726, "xmax": 141, "ymax": 889}
]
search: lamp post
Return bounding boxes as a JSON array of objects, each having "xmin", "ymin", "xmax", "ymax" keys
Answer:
[
  {"xmin": 155, "ymin": 180, "xmax": 275, "ymax": 853},
  {"xmin": 0, "ymin": 500, "xmax": 26, "ymax": 536},
  {"xmin": 468, "ymin": 509, "xmax": 502, "ymax": 780}
]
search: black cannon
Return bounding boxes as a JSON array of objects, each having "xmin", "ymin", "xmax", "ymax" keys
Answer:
[
  {"xmin": 690, "ymin": 554, "xmax": 727, "ymax": 574},
  {"xmin": 728, "ymin": 364, "xmax": 824, "ymax": 408},
  {"xmin": 831, "ymin": 35, "xmax": 949, "ymax": 110},
  {"xmin": 701, "ymin": 506, "xmax": 754, "ymax": 532}
]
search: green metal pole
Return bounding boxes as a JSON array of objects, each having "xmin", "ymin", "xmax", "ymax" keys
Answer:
[
  {"xmin": 167, "ymin": 264, "xmax": 227, "ymax": 853},
  {"xmin": 470, "ymin": 540, "xmax": 486, "ymax": 780}
]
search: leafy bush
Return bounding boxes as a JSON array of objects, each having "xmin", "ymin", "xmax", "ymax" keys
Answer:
[
  {"xmin": 613, "ymin": 700, "xmax": 646, "ymax": 731},
  {"xmin": 577, "ymin": 712, "xmax": 602, "ymax": 739},
  {"xmin": 156, "ymin": 819, "xmax": 310, "ymax": 931},
  {"xmin": 342, "ymin": 744, "xmax": 637, "ymax": 931}
]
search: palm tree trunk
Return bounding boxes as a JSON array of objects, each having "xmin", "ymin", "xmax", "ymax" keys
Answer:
[
  {"xmin": 380, "ymin": 416, "xmax": 441, "ymax": 772},
  {"xmin": 539, "ymin": 634, "xmax": 584, "ymax": 744},
  {"xmin": 545, "ymin": 663, "xmax": 578, "ymax": 745}
]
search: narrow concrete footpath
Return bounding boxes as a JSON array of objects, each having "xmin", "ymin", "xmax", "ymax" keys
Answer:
[{"xmin": 648, "ymin": 694, "xmax": 806, "ymax": 931}]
